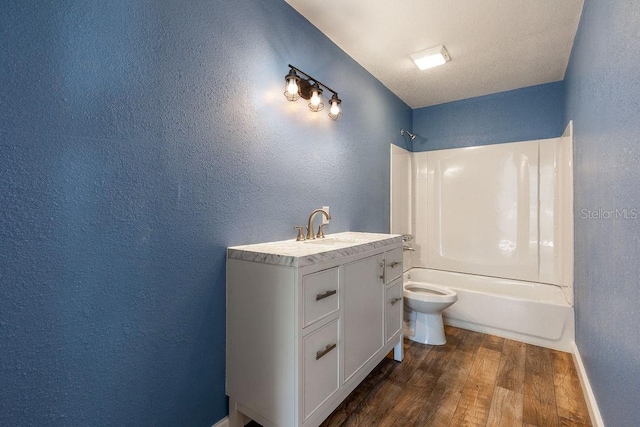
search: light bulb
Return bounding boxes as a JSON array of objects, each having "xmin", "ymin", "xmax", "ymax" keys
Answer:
[
  {"xmin": 310, "ymin": 90, "xmax": 321, "ymax": 106},
  {"xmin": 328, "ymin": 95, "xmax": 342, "ymax": 120},
  {"xmin": 308, "ymin": 85, "xmax": 324, "ymax": 112},
  {"xmin": 330, "ymin": 101, "xmax": 340, "ymax": 116},
  {"xmin": 286, "ymin": 79, "xmax": 298, "ymax": 96},
  {"xmin": 284, "ymin": 69, "xmax": 300, "ymax": 101}
]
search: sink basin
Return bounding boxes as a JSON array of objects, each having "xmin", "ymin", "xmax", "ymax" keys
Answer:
[
  {"xmin": 303, "ymin": 236, "xmax": 370, "ymax": 245},
  {"xmin": 303, "ymin": 238, "xmax": 346, "ymax": 245}
]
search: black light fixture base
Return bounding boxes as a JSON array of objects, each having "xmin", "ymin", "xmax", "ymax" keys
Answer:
[{"xmin": 298, "ymin": 79, "xmax": 314, "ymax": 100}]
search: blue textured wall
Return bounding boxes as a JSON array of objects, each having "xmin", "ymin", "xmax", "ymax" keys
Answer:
[
  {"xmin": 565, "ymin": 1, "xmax": 640, "ymax": 425},
  {"xmin": 0, "ymin": 1, "xmax": 411, "ymax": 425},
  {"xmin": 411, "ymin": 82, "xmax": 565, "ymax": 152}
]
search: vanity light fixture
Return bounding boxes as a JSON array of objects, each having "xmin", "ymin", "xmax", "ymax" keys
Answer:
[
  {"xmin": 284, "ymin": 64, "xmax": 342, "ymax": 121},
  {"xmin": 410, "ymin": 45, "xmax": 451, "ymax": 70}
]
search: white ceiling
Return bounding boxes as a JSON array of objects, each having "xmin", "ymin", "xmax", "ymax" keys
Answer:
[{"xmin": 285, "ymin": 0, "xmax": 584, "ymax": 109}]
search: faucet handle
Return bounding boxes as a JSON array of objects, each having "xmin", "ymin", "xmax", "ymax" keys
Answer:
[
  {"xmin": 294, "ymin": 226, "xmax": 306, "ymax": 241},
  {"xmin": 316, "ymin": 224, "xmax": 326, "ymax": 239}
]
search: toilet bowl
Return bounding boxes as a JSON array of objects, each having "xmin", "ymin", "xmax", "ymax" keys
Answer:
[{"xmin": 403, "ymin": 282, "xmax": 458, "ymax": 345}]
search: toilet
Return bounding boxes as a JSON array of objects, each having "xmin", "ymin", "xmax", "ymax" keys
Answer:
[{"xmin": 403, "ymin": 282, "xmax": 458, "ymax": 345}]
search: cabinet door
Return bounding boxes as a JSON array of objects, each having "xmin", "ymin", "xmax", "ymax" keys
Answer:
[
  {"xmin": 385, "ymin": 279, "xmax": 403, "ymax": 342},
  {"xmin": 343, "ymin": 254, "xmax": 385, "ymax": 382}
]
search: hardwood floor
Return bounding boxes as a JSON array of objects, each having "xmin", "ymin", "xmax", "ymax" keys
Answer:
[
  {"xmin": 248, "ymin": 326, "xmax": 592, "ymax": 427},
  {"xmin": 322, "ymin": 326, "xmax": 591, "ymax": 427}
]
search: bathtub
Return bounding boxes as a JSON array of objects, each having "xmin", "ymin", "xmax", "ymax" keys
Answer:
[{"xmin": 404, "ymin": 268, "xmax": 575, "ymax": 352}]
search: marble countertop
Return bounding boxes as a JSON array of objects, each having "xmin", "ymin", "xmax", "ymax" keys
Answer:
[{"xmin": 227, "ymin": 231, "xmax": 402, "ymax": 267}]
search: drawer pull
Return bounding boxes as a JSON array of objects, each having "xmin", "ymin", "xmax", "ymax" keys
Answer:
[
  {"xmin": 316, "ymin": 343, "xmax": 337, "ymax": 360},
  {"xmin": 390, "ymin": 261, "xmax": 401, "ymax": 268},
  {"xmin": 315, "ymin": 289, "xmax": 337, "ymax": 301},
  {"xmin": 390, "ymin": 297, "xmax": 402, "ymax": 306}
]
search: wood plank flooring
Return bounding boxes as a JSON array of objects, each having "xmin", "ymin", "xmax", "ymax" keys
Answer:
[{"xmin": 249, "ymin": 326, "xmax": 592, "ymax": 427}]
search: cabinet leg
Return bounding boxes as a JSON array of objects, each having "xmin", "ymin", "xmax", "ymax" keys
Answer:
[
  {"xmin": 393, "ymin": 337, "xmax": 404, "ymax": 362},
  {"xmin": 228, "ymin": 398, "xmax": 248, "ymax": 427}
]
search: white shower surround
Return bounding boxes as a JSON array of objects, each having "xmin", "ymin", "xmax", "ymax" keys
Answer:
[{"xmin": 390, "ymin": 122, "xmax": 574, "ymax": 351}]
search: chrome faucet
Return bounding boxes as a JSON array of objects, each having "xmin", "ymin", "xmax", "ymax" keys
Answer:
[{"xmin": 307, "ymin": 209, "xmax": 331, "ymax": 240}]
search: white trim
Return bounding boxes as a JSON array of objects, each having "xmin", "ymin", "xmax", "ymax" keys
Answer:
[
  {"xmin": 212, "ymin": 417, "xmax": 229, "ymax": 427},
  {"xmin": 571, "ymin": 341, "xmax": 605, "ymax": 427},
  {"xmin": 212, "ymin": 415, "xmax": 253, "ymax": 427}
]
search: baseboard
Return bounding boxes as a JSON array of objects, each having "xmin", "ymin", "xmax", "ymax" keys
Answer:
[
  {"xmin": 212, "ymin": 417, "xmax": 229, "ymax": 427},
  {"xmin": 571, "ymin": 341, "xmax": 605, "ymax": 427},
  {"xmin": 212, "ymin": 416, "xmax": 253, "ymax": 427}
]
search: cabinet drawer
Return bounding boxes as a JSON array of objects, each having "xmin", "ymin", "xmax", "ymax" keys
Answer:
[
  {"xmin": 385, "ymin": 247, "xmax": 403, "ymax": 283},
  {"xmin": 303, "ymin": 267, "xmax": 340, "ymax": 328},
  {"xmin": 303, "ymin": 319, "xmax": 339, "ymax": 420},
  {"xmin": 385, "ymin": 279, "xmax": 403, "ymax": 342}
]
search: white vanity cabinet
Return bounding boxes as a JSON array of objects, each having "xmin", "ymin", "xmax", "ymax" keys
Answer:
[{"xmin": 226, "ymin": 233, "xmax": 403, "ymax": 427}]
